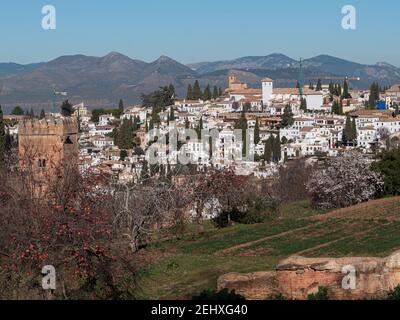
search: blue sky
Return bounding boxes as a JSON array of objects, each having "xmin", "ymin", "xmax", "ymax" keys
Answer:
[{"xmin": 0, "ymin": 0, "xmax": 399, "ymax": 66}]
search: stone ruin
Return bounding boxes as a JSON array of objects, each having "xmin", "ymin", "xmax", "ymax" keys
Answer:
[{"xmin": 218, "ymin": 251, "xmax": 400, "ymax": 300}]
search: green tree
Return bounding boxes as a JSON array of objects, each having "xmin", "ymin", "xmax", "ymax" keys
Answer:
[
  {"xmin": 368, "ymin": 82, "xmax": 380, "ymax": 110},
  {"xmin": 235, "ymin": 112, "xmax": 248, "ymax": 157},
  {"xmin": 281, "ymin": 105, "xmax": 294, "ymax": 127},
  {"xmin": 263, "ymin": 135, "xmax": 274, "ymax": 163},
  {"xmin": 118, "ymin": 99, "xmax": 124, "ymax": 115},
  {"xmin": 39, "ymin": 109, "xmax": 46, "ymax": 119},
  {"xmin": 218, "ymin": 87, "xmax": 223, "ymax": 97},
  {"xmin": 254, "ymin": 118, "xmax": 260, "ymax": 145},
  {"xmin": 120, "ymin": 149, "xmax": 128, "ymax": 161},
  {"xmin": 372, "ymin": 148, "xmax": 400, "ymax": 196},
  {"xmin": 272, "ymin": 132, "xmax": 281, "ymax": 163},
  {"xmin": 203, "ymin": 84, "xmax": 212, "ymax": 101},
  {"xmin": 300, "ymin": 98, "xmax": 308, "ymax": 112},
  {"xmin": 186, "ymin": 84, "xmax": 193, "ymax": 100},
  {"xmin": 196, "ymin": 117, "xmax": 204, "ymax": 138},
  {"xmin": 11, "ymin": 106, "xmax": 24, "ymax": 116},
  {"xmin": 341, "ymin": 78, "xmax": 352, "ymax": 99},
  {"xmin": 0, "ymin": 106, "xmax": 5, "ymax": 168},
  {"xmin": 343, "ymin": 115, "xmax": 356, "ymax": 145},
  {"xmin": 142, "ymin": 85, "xmax": 175, "ymax": 109},
  {"xmin": 213, "ymin": 86, "xmax": 218, "ymax": 100},
  {"xmin": 192, "ymin": 80, "xmax": 202, "ymax": 100},
  {"xmin": 116, "ymin": 119, "xmax": 134, "ymax": 150},
  {"xmin": 61, "ymin": 100, "xmax": 73, "ymax": 117},
  {"xmin": 315, "ymin": 79, "xmax": 322, "ymax": 91}
]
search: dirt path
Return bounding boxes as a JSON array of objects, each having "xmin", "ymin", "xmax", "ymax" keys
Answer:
[{"xmin": 214, "ymin": 222, "xmax": 325, "ymax": 257}]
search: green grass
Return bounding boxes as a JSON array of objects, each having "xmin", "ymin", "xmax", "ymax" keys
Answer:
[{"xmin": 136, "ymin": 198, "xmax": 400, "ymax": 299}]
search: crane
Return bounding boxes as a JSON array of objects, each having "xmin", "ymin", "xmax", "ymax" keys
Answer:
[{"xmin": 52, "ymin": 85, "xmax": 68, "ymax": 114}]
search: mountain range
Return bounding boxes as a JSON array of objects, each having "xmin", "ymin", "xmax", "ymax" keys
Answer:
[{"xmin": 1, "ymin": 52, "xmax": 399, "ymax": 113}]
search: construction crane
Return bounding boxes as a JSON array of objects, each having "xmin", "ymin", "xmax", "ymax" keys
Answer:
[
  {"xmin": 52, "ymin": 85, "xmax": 68, "ymax": 114},
  {"xmin": 304, "ymin": 76, "xmax": 361, "ymax": 90}
]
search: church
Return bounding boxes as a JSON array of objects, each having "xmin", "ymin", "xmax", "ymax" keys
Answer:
[{"xmin": 226, "ymin": 73, "xmax": 324, "ymax": 111}]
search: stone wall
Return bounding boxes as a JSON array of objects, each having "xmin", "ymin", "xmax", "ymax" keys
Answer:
[{"xmin": 218, "ymin": 251, "xmax": 400, "ymax": 300}]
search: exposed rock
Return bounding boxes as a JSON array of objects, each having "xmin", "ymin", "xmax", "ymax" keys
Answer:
[{"xmin": 218, "ymin": 251, "xmax": 400, "ymax": 300}]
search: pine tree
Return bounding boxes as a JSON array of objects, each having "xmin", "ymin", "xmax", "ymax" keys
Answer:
[
  {"xmin": 254, "ymin": 118, "xmax": 260, "ymax": 145},
  {"xmin": 11, "ymin": 106, "xmax": 24, "ymax": 116},
  {"xmin": 116, "ymin": 119, "xmax": 134, "ymax": 150},
  {"xmin": 61, "ymin": 100, "xmax": 73, "ymax": 117},
  {"xmin": 0, "ymin": 106, "xmax": 5, "ymax": 168},
  {"xmin": 193, "ymin": 80, "xmax": 202, "ymax": 100},
  {"xmin": 281, "ymin": 105, "xmax": 294, "ymax": 127},
  {"xmin": 186, "ymin": 84, "xmax": 193, "ymax": 100}
]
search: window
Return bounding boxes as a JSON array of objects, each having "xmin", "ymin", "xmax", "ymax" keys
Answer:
[{"xmin": 38, "ymin": 159, "xmax": 46, "ymax": 169}]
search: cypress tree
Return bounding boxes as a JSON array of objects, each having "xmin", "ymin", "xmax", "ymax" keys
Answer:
[
  {"xmin": 235, "ymin": 112, "xmax": 248, "ymax": 157},
  {"xmin": 273, "ymin": 132, "xmax": 281, "ymax": 163},
  {"xmin": 118, "ymin": 99, "xmax": 124, "ymax": 114},
  {"xmin": 193, "ymin": 80, "xmax": 202, "ymax": 100},
  {"xmin": 39, "ymin": 109, "xmax": 46, "ymax": 119},
  {"xmin": 213, "ymin": 86, "xmax": 218, "ymax": 100},
  {"xmin": 263, "ymin": 135, "xmax": 274, "ymax": 163},
  {"xmin": 254, "ymin": 118, "xmax": 260, "ymax": 145},
  {"xmin": 203, "ymin": 84, "xmax": 212, "ymax": 101},
  {"xmin": 300, "ymin": 98, "xmax": 308, "ymax": 112},
  {"xmin": 218, "ymin": 87, "xmax": 223, "ymax": 97},
  {"xmin": 316, "ymin": 79, "xmax": 322, "ymax": 91},
  {"xmin": 186, "ymin": 84, "xmax": 193, "ymax": 100}
]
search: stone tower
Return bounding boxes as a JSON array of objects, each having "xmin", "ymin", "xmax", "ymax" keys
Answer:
[{"xmin": 18, "ymin": 117, "xmax": 79, "ymax": 191}]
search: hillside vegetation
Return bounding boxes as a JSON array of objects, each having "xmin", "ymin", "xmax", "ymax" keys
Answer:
[{"xmin": 137, "ymin": 197, "xmax": 400, "ymax": 299}]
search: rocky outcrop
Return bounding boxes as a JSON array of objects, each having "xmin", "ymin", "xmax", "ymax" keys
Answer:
[{"xmin": 218, "ymin": 251, "xmax": 400, "ymax": 300}]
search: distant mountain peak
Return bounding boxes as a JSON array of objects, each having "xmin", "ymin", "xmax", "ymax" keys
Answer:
[{"xmin": 153, "ymin": 55, "xmax": 177, "ymax": 64}]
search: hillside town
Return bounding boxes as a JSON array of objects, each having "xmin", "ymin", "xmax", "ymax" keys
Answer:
[{"xmin": 4, "ymin": 74, "xmax": 400, "ymax": 185}]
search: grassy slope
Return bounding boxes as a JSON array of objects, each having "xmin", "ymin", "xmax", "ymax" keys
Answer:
[{"xmin": 136, "ymin": 197, "xmax": 400, "ymax": 300}]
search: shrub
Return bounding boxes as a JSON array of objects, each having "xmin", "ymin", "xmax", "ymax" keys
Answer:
[
  {"xmin": 192, "ymin": 289, "xmax": 245, "ymax": 301},
  {"xmin": 387, "ymin": 285, "xmax": 400, "ymax": 300},
  {"xmin": 307, "ymin": 287, "xmax": 329, "ymax": 300}
]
